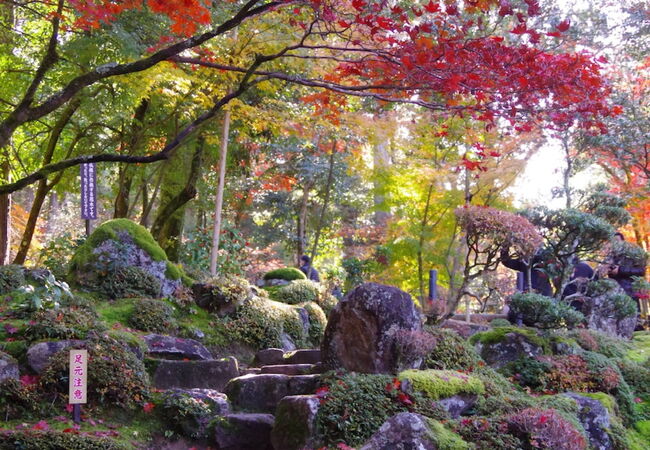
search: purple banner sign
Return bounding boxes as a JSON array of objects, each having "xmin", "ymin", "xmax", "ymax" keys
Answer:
[{"xmin": 80, "ymin": 163, "xmax": 97, "ymax": 220}]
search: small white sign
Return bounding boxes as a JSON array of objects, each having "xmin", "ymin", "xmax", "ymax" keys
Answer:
[{"xmin": 69, "ymin": 349, "xmax": 88, "ymax": 404}]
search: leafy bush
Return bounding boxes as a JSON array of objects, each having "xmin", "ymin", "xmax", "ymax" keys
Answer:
[
  {"xmin": 38, "ymin": 232, "xmax": 86, "ymax": 280},
  {"xmin": 423, "ymin": 327, "xmax": 482, "ymax": 371},
  {"xmin": 98, "ymin": 266, "xmax": 162, "ymax": 299},
  {"xmin": 618, "ymin": 360, "xmax": 650, "ymax": 398},
  {"xmin": 128, "ymin": 299, "xmax": 177, "ymax": 333},
  {"xmin": 26, "ymin": 306, "xmax": 104, "ymax": 340},
  {"xmin": 490, "ymin": 318, "xmax": 511, "ymax": 328},
  {"xmin": 586, "ymin": 278, "xmax": 620, "ymax": 297},
  {"xmin": 454, "ymin": 417, "xmax": 523, "ymax": 450},
  {"xmin": 569, "ymin": 328, "xmax": 631, "ymax": 359},
  {"xmin": 315, "ymin": 372, "xmax": 407, "ymax": 446},
  {"xmin": 501, "ymin": 357, "xmax": 551, "ymax": 390},
  {"xmin": 0, "ymin": 264, "xmax": 25, "ymax": 295},
  {"xmin": 315, "ymin": 291, "xmax": 338, "ymax": 316},
  {"xmin": 263, "ymin": 267, "xmax": 306, "ymax": 281},
  {"xmin": 0, "ymin": 430, "xmax": 127, "ymax": 449},
  {"xmin": 399, "ymin": 369, "xmax": 485, "ymax": 400},
  {"xmin": 303, "ymin": 302, "xmax": 327, "ymax": 347},
  {"xmin": 10, "ymin": 272, "xmax": 73, "ymax": 317},
  {"xmin": 540, "ymin": 354, "xmax": 597, "ymax": 393},
  {"xmin": 162, "ymin": 390, "xmax": 214, "ymax": 439},
  {"xmin": 0, "ymin": 378, "xmax": 40, "ymax": 420},
  {"xmin": 509, "ymin": 292, "xmax": 584, "ymax": 329},
  {"xmin": 472, "ymin": 365, "xmax": 537, "ymax": 416},
  {"xmin": 201, "ymin": 274, "xmax": 251, "ymax": 308},
  {"xmin": 392, "ymin": 329, "xmax": 437, "ymax": 371},
  {"xmin": 506, "ymin": 408, "xmax": 587, "ymax": 450},
  {"xmin": 180, "ymin": 224, "xmax": 252, "ymax": 277},
  {"xmin": 40, "ymin": 335, "xmax": 150, "ymax": 409},
  {"xmin": 277, "ymin": 279, "xmax": 319, "ymax": 304}
]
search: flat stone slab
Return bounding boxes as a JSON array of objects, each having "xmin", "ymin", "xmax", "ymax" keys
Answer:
[
  {"xmin": 151, "ymin": 357, "xmax": 239, "ymax": 391},
  {"xmin": 27, "ymin": 340, "xmax": 84, "ymax": 374},
  {"xmin": 283, "ymin": 349, "xmax": 321, "ymax": 365},
  {"xmin": 224, "ymin": 374, "xmax": 320, "ymax": 413},
  {"xmin": 144, "ymin": 334, "xmax": 212, "ymax": 360},
  {"xmin": 213, "ymin": 413, "xmax": 274, "ymax": 450},
  {"xmin": 254, "ymin": 348, "xmax": 285, "ymax": 366},
  {"xmin": 260, "ymin": 364, "xmax": 314, "ymax": 375}
]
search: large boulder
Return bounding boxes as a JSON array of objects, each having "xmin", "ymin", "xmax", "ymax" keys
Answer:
[
  {"xmin": 150, "ymin": 358, "xmax": 239, "ymax": 391},
  {"xmin": 69, "ymin": 219, "xmax": 185, "ymax": 297},
  {"xmin": 0, "ymin": 351, "xmax": 19, "ymax": 382},
  {"xmin": 27, "ymin": 340, "xmax": 84, "ymax": 373},
  {"xmin": 472, "ymin": 329, "xmax": 544, "ymax": 368},
  {"xmin": 213, "ymin": 413, "xmax": 275, "ymax": 450},
  {"xmin": 224, "ymin": 374, "xmax": 320, "ymax": 413},
  {"xmin": 563, "ymin": 393, "xmax": 612, "ymax": 450},
  {"xmin": 581, "ymin": 284, "xmax": 637, "ymax": 339},
  {"xmin": 321, "ymin": 283, "xmax": 422, "ymax": 373},
  {"xmin": 144, "ymin": 334, "xmax": 212, "ymax": 360}
]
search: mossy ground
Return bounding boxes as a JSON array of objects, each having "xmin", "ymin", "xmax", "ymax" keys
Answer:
[{"xmin": 628, "ymin": 331, "xmax": 650, "ymax": 364}]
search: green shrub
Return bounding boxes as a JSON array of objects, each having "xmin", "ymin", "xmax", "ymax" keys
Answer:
[
  {"xmin": 40, "ymin": 335, "xmax": 149, "ymax": 409},
  {"xmin": 0, "ymin": 430, "xmax": 127, "ymax": 449},
  {"xmin": 453, "ymin": 417, "xmax": 523, "ymax": 450},
  {"xmin": 569, "ymin": 329, "xmax": 631, "ymax": 359},
  {"xmin": 618, "ymin": 359, "xmax": 650, "ymax": 398},
  {"xmin": 501, "ymin": 357, "xmax": 551, "ymax": 390},
  {"xmin": 277, "ymin": 279, "xmax": 319, "ymax": 304},
  {"xmin": 490, "ymin": 318, "xmax": 511, "ymax": 328},
  {"xmin": 508, "ymin": 292, "xmax": 584, "ymax": 329},
  {"xmin": 586, "ymin": 279, "xmax": 620, "ymax": 297},
  {"xmin": 162, "ymin": 390, "xmax": 214, "ymax": 439},
  {"xmin": 472, "ymin": 366, "xmax": 537, "ymax": 416},
  {"xmin": 201, "ymin": 274, "xmax": 251, "ymax": 308},
  {"xmin": 10, "ymin": 272, "xmax": 73, "ymax": 317},
  {"xmin": 26, "ymin": 306, "xmax": 104, "ymax": 340},
  {"xmin": 427, "ymin": 419, "xmax": 469, "ymax": 450},
  {"xmin": 315, "ymin": 372, "xmax": 406, "ymax": 446},
  {"xmin": 263, "ymin": 267, "xmax": 306, "ymax": 281},
  {"xmin": 315, "ymin": 292, "xmax": 338, "ymax": 316},
  {"xmin": 424, "ymin": 327, "xmax": 481, "ymax": 371},
  {"xmin": 0, "ymin": 378, "xmax": 41, "ymax": 420},
  {"xmin": 98, "ymin": 266, "xmax": 162, "ymax": 299},
  {"xmin": 128, "ymin": 299, "xmax": 176, "ymax": 333},
  {"xmin": 303, "ymin": 302, "xmax": 327, "ymax": 347},
  {"xmin": 0, "ymin": 264, "xmax": 25, "ymax": 294},
  {"xmin": 399, "ymin": 369, "xmax": 485, "ymax": 400},
  {"xmin": 38, "ymin": 232, "xmax": 86, "ymax": 280}
]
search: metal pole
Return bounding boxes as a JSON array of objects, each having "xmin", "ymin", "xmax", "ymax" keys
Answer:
[
  {"xmin": 428, "ymin": 269, "xmax": 437, "ymax": 300},
  {"xmin": 85, "ymin": 219, "xmax": 90, "ymax": 237},
  {"xmin": 73, "ymin": 404, "xmax": 81, "ymax": 424}
]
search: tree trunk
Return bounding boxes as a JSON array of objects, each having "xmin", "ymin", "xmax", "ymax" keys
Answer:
[
  {"xmin": 114, "ymin": 98, "xmax": 149, "ymax": 218},
  {"xmin": 0, "ymin": 160, "xmax": 11, "ymax": 265},
  {"xmin": 308, "ymin": 147, "xmax": 336, "ymax": 275},
  {"xmin": 296, "ymin": 182, "xmax": 313, "ymax": 263},
  {"xmin": 151, "ymin": 136, "xmax": 205, "ymax": 261},
  {"xmin": 417, "ymin": 184, "xmax": 434, "ymax": 302},
  {"xmin": 209, "ymin": 111, "xmax": 231, "ymax": 276}
]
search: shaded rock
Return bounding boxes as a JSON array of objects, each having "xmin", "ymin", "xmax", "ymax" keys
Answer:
[
  {"xmin": 360, "ymin": 412, "xmax": 437, "ymax": 450},
  {"xmin": 284, "ymin": 349, "xmax": 321, "ymax": 365},
  {"xmin": 151, "ymin": 357, "xmax": 239, "ymax": 391},
  {"xmin": 254, "ymin": 348, "xmax": 285, "ymax": 366},
  {"xmin": 271, "ymin": 395, "xmax": 320, "ymax": 450},
  {"xmin": 144, "ymin": 334, "xmax": 212, "ymax": 360},
  {"xmin": 280, "ymin": 332, "xmax": 297, "ymax": 351},
  {"xmin": 224, "ymin": 374, "xmax": 320, "ymax": 413},
  {"xmin": 0, "ymin": 351, "xmax": 19, "ymax": 382},
  {"xmin": 436, "ymin": 394, "xmax": 478, "ymax": 419},
  {"xmin": 322, "ymin": 282, "xmax": 422, "ymax": 373},
  {"xmin": 27, "ymin": 340, "xmax": 84, "ymax": 374},
  {"xmin": 582, "ymin": 288, "xmax": 637, "ymax": 339},
  {"xmin": 192, "ymin": 282, "xmax": 241, "ymax": 317},
  {"xmin": 563, "ymin": 393, "xmax": 612, "ymax": 450},
  {"xmin": 441, "ymin": 319, "xmax": 489, "ymax": 339},
  {"xmin": 213, "ymin": 413, "xmax": 274, "ymax": 450},
  {"xmin": 260, "ymin": 364, "xmax": 314, "ymax": 375},
  {"xmin": 474, "ymin": 331, "xmax": 543, "ymax": 368}
]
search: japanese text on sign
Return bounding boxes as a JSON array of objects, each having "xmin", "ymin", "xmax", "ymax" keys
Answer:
[
  {"xmin": 80, "ymin": 163, "xmax": 98, "ymax": 220},
  {"xmin": 69, "ymin": 349, "xmax": 88, "ymax": 404}
]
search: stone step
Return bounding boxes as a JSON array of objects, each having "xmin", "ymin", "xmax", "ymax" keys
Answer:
[
  {"xmin": 213, "ymin": 413, "xmax": 274, "ymax": 450},
  {"xmin": 253, "ymin": 348, "xmax": 321, "ymax": 366},
  {"xmin": 271, "ymin": 395, "xmax": 320, "ymax": 450},
  {"xmin": 224, "ymin": 373, "xmax": 320, "ymax": 413},
  {"xmin": 260, "ymin": 364, "xmax": 314, "ymax": 375},
  {"xmin": 240, "ymin": 367, "xmax": 262, "ymax": 376},
  {"xmin": 149, "ymin": 357, "xmax": 239, "ymax": 391}
]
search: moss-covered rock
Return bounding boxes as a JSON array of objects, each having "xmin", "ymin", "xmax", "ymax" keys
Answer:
[
  {"xmin": 128, "ymin": 298, "xmax": 177, "ymax": 334},
  {"xmin": 69, "ymin": 219, "xmax": 187, "ymax": 297},
  {"xmin": 276, "ymin": 280, "xmax": 319, "ymax": 304},
  {"xmin": 424, "ymin": 327, "xmax": 482, "ymax": 371},
  {"xmin": 470, "ymin": 326, "xmax": 547, "ymax": 368},
  {"xmin": 399, "ymin": 369, "xmax": 485, "ymax": 400},
  {"xmin": 263, "ymin": 267, "xmax": 306, "ymax": 281}
]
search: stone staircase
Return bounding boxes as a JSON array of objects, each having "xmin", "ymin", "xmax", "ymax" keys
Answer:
[{"xmin": 142, "ymin": 335, "xmax": 323, "ymax": 450}]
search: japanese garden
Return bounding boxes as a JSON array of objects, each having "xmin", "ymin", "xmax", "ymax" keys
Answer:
[{"xmin": 0, "ymin": 0, "xmax": 649, "ymax": 449}]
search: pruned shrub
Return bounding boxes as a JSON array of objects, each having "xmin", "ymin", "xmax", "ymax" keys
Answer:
[
  {"xmin": 303, "ymin": 302, "xmax": 327, "ymax": 347},
  {"xmin": 0, "ymin": 378, "xmax": 40, "ymax": 420},
  {"xmin": 509, "ymin": 292, "xmax": 584, "ymax": 329},
  {"xmin": 423, "ymin": 327, "xmax": 482, "ymax": 371},
  {"xmin": 98, "ymin": 266, "xmax": 162, "ymax": 299},
  {"xmin": 162, "ymin": 390, "xmax": 214, "ymax": 439},
  {"xmin": 454, "ymin": 417, "xmax": 523, "ymax": 450},
  {"xmin": 490, "ymin": 318, "xmax": 511, "ymax": 328},
  {"xmin": 392, "ymin": 329, "xmax": 437, "ymax": 371},
  {"xmin": 26, "ymin": 306, "xmax": 104, "ymax": 340},
  {"xmin": 0, "ymin": 264, "xmax": 25, "ymax": 295},
  {"xmin": 263, "ymin": 267, "xmax": 306, "ymax": 281},
  {"xmin": 501, "ymin": 357, "xmax": 551, "ymax": 391},
  {"xmin": 128, "ymin": 299, "xmax": 177, "ymax": 333},
  {"xmin": 277, "ymin": 279, "xmax": 319, "ymax": 304},
  {"xmin": 40, "ymin": 335, "xmax": 149, "ymax": 409},
  {"xmin": 507, "ymin": 408, "xmax": 587, "ymax": 450},
  {"xmin": 0, "ymin": 430, "xmax": 127, "ymax": 449}
]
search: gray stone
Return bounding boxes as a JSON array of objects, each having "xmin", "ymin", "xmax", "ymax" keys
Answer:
[
  {"xmin": 144, "ymin": 334, "xmax": 212, "ymax": 360},
  {"xmin": 582, "ymin": 286, "xmax": 638, "ymax": 339},
  {"xmin": 151, "ymin": 357, "xmax": 239, "ymax": 391},
  {"xmin": 322, "ymin": 282, "xmax": 422, "ymax": 373},
  {"xmin": 224, "ymin": 374, "xmax": 320, "ymax": 413},
  {"xmin": 360, "ymin": 412, "xmax": 438, "ymax": 450},
  {"xmin": 284, "ymin": 349, "xmax": 321, "ymax": 365},
  {"xmin": 0, "ymin": 351, "xmax": 19, "ymax": 382},
  {"xmin": 254, "ymin": 348, "xmax": 285, "ymax": 366},
  {"xmin": 436, "ymin": 394, "xmax": 478, "ymax": 419},
  {"xmin": 474, "ymin": 331, "xmax": 543, "ymax": 368},
  {"xmin": 563, "ymin": 393, "xmax": 612, "ymax": 450},
  {"xmin": 441, "ymin": 319, "xmax": 489, "ymax": 338},
  {"xmin": 213, "ymin": 413, "xmax": 274, "ymax": 450},
  {"xmin": 271, "ymin": 395, "xmax": 320, "ymax": 450},
  {"xmin": 280, "ymin": 332, "xmax": 297, "ymax": 351},
  {"xmin": 260, "ymin": 364, "xmax": 314, "ymax": 375},
  {"xmin": 165, "ymin": 388, "xmax": 230, "ymax": 415},
  {"xmin": 27, "ymin": 340, "xmax": 84, "ymax": 373}
]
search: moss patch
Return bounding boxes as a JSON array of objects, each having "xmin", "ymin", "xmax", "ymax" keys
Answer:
[
  {"xmin": 580, "ymin": 392, "xmax": 617, "ymax": 415},
  {"xmin": 469, "ymin": 326, "xmax": 549, "ymax": 353},
  {"xmin": 628, "ymin": 332, "xmax": 650, "ymax": 364},
  {"xmin": 427, "ymin": 419, "xmax": 469, "ymax": 450},
  {"xmin": 96, "ymin": 299, "xmax": 137, "ymax": 327},
  {"xmin": 399, "ymin": 370, "xmax": 485, "ymax": 400}
]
